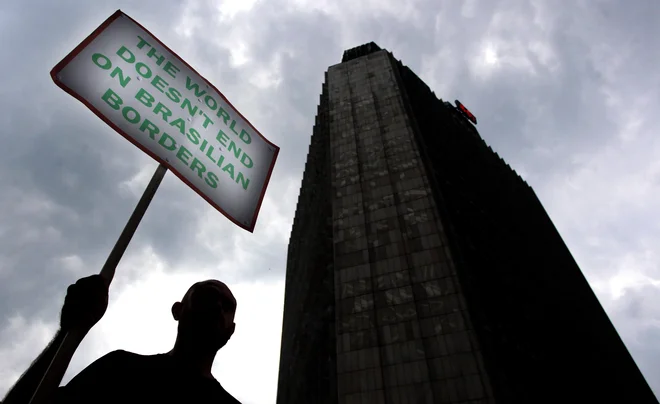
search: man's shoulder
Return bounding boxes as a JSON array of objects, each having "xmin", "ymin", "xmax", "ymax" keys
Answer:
[
  {"xmin": 210, "ymin": 378, "xmax": 241, "ymax": 404},
  {"xmin": 91, "ymin": 349, "xmax": 164, "ymax": 372},
  {"xmin": 101, "ymin": 349, "xmax": 163, "ymax": 362},
  {"xmin": 96, "ymin": 349, "xmax": 142, "ymax": 364},
  {"xmin": 102, "ymin": 349, "xmax": 136, "ymax": 358},
  {"xmin": 226, "ymin": 395, "xmax": 242, "ymax": 404},
  {"xmin": 61, "ymin": 350, "xmax": 242, "ymax": 403},
  {"xmin": 214, "ymin": 382, "xmax": 242, "ymax": 404}
]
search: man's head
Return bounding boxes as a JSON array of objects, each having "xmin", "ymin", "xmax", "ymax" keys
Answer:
[{"xmin": 171, "ymin": 280, "xmax": 237, "ymax": 352}]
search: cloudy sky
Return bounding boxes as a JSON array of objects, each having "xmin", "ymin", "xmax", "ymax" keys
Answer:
[{"xmin": 1, "ymin": 0, "xmax": 659, "ymax": 402}]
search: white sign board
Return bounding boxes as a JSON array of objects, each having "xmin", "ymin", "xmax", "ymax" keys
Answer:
[{"xmin": 51, "ymin": 10, "xmax": 279, "ymax": 232}]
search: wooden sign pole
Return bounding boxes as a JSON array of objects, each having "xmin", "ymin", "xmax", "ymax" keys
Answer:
[{"xmin": 28, "ymin": 163, "xmax": 168, "ymax": 404}]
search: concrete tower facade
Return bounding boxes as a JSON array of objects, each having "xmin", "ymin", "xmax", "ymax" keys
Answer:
[{"xmin": 276, "ymin": 43, "xmax": 657, "ymax": 404}]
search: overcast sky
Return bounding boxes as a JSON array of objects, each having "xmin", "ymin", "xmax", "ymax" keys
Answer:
[{"xmin": 1, "ymin": 0, "xmax": 659, "ymax": 403}]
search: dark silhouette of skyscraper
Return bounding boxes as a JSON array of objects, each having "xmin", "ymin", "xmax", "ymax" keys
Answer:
[{"xmin": 276, "ymin": 43, "xmax": 658, "ymax": 404}]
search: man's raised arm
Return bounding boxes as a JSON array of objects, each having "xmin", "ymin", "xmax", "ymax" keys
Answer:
[
  {"xmin": 2, "ymin": 275, "xmax": 108, "ymax": 404},
  {"xmin": 2, "ymin": 331, "xmax": 72, "ymax": 404}
]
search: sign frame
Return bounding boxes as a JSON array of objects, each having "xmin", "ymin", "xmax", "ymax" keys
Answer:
[{"xmin": 50, "ymin": 9, "xmax": 279, "ymax": 233}]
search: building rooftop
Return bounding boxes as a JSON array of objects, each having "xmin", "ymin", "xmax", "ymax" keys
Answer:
[{"xmin": 341, "ymin": 42, "xmax": 382, "ymax": 62}]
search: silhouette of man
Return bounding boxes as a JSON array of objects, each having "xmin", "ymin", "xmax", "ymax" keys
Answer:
[{"xmin": 2, "ymin": 275, "xmax": 241, "ymax": 403}]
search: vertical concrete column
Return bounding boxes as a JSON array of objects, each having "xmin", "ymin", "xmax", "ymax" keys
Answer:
[{"xmin": 329, "ymin": 51, "xmax": 495, "ymax": 404}]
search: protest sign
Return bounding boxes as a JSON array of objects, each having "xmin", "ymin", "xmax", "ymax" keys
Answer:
[{"xmin": 51, "ymin": 10, "xmax": 279, "ymax": 232}]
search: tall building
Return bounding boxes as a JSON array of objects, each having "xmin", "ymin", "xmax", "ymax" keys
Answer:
[{"xmin": 276, "ymin": 43, "xmax": 657, "ymax": 404}]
